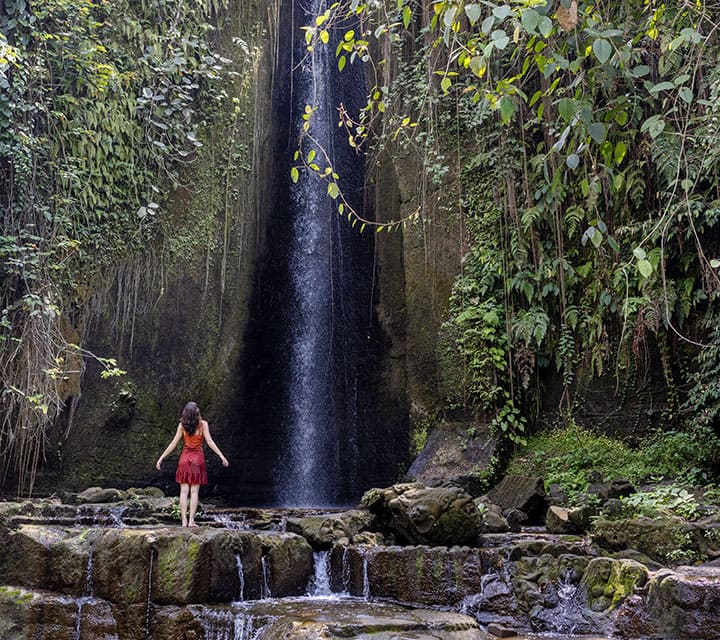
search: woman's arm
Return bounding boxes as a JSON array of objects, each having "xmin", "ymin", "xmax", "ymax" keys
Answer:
[
  {"xmin": 156, "ymin": 424, "xmax": 184, "ymax": 470},
  {"xmin": 203, "ymin": 421, "xmax": 229, "ymax": 466}
]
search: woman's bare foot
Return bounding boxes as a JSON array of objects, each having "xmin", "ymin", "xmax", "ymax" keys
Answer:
[{"xmin": 188, "ymin": 522, "xmax": 198, "ymax": 528}]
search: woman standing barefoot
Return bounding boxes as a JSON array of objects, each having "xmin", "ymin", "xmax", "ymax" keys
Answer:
[{"xmin": 156, "ymin": 402, "xmax": 229, "ymax": 527}]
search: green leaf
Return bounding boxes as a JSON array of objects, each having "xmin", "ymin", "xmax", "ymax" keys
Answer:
[
  {"xmin": 521, "ymin": 8, "xmax": 540, "ymax": 33},
  {"xmin": 492, "ymin": 5, "xmax": 511, "ymax": 21},
  {"xmin": 641, "ymin": 115, "xmax": 665, "ymax": 138},
  {"xmin": 633, "ymin": 247, "xmax": 646, "ymax": 260},
  {"xmin": 500, "ymin": 96, "xmax": 515, "ymax": 124},
  {"xmin": 679, "ymin": 86, "xmax": 693, "ymax": 104},
  {"xmin": 588, "ymin": 122, "xmax": 607, "ymax": 144},
  {"xmin": 614, "ymin": 141, "xmax": 627, "ymax": 165},
  {"xmin": 649, "ymin": 81, "xmax": 675, "ymax": 94},
  {"xmin": 491, "ymin": 29, "xmax": 509, "ymax": 49},
  {"xmin": 338, "ymin": 55, "xmax": 346, "ymax": 71},
  {"xmin": 327, "ymin": 182, "xmax": 340, "ymax": 199},
  {"xmin": 291, "ymin": 167, "xmax": 299, "ymax": 183},
  {"xmin": 593, "ymin": 38, "xmax": 612, "ymax": 64},
  {"xmin": 637, "ymin": 259, "xmax": 653, "ymax": 278},
  {"xmin": 440, "ymin": 76, "xmax": 452, "ymax": 94},
  {"xmin": 481, "ymin": 16, "xmax": 495, "ymax": 34},
  {"xmin": 403, "ymin": 5, "xmax": 412, "ymax": 28},
  {"xmin": 558, "ymin": 97, "xmax": 575, "ymax": 123},
  {"xmin": 566, "ymin": 153, "xmax": 580, "ymax": 170},
  {"xmin": 464, "ymin": 3, "xmax": 482, "ymax": 25},
  {"xmin": 538, "ymin": 16, "xmax": 553, "ymax": 37},
  {"xmin": 710, "ymin": 259, "xmax": 720, "ymax": 269}
]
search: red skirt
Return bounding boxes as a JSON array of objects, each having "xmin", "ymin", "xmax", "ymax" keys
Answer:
[{"xmin": 175, "ymin": 447, "xmax": 208, "ymax": 485}]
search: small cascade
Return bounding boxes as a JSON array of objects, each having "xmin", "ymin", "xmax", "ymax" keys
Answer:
[
  {"xmin": 235, "ymin": 553, "xmax": 245, "ymax": 601},
  {"xmin": 84, "ymin": 547, "xmax": 95, "ymax": 598},
  {"xmin": 202, "ymin": 610, "xmax": 268, "ymax": 640},
  {"xmin": 213, "ymin": 513, "xmax": 248, "ymax": 530},
  {"xmin": 73, "ymin": 600, "xmax": 83, "ymax": 640},
  {"xmin": 307, "ymin": 551, "xmax": 332, "ymax": 597},
  {"xmin": 108, "ymin": 505, "xmax": 126, "ymax": 527},
  {"xmin": 552, "ymin": 567, "xmax": 586, "ymax": 634},
  {"xmin": 362, "ymin": 553, "xmax": 371, "ymax": 600},
  {"xmin": 145, "ymin": 548, "xmax": 155, "ymax": 640},
  {"xmin": 71, "ymin": 544, "xmax": 97, "ymax": 640},
  {"xmin": 260, "ymin": 556, "xmax": 271, "ymax": 600},
  {"xmin": 341, "ymin": 547, "xmax": 351, "ymax": 594}
]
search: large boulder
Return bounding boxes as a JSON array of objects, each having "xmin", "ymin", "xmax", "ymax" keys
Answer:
[
  {"xmin": 647, "ymin": 566, "xmax": 720, "ymax": 638},
  {"xmin": 591, "ymin": 516, "xmax": 704, "ymax": 564},
  {"xmin": 485, "ymin": 476, "xmax": 547, "ymax": 524},
  {"xmin": 285, "ymin": 510, "xmax": 374, "ymax": 549},
  {"xmin": 75, "ymin": 487, "xmax": 126, "ymax": 504},
  {"xmin": 406, "ymin": 422, "xmax": 500, "ymax": 496},
  {"xmin": 361, "ymin": 483, "xmax": 480, "ymax": 546},
  {"xmin": 615, "ymin": 566, "xmax": 720, "ymax": 639}
]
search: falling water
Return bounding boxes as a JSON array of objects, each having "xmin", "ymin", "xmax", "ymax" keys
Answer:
[
  {"xmin": 362, "ymin": 553, "xmax": 371, "ymax": 600},
  {"xmin": 308, "ymin": 550, "xmax": 332, "ymax": 596},
  {"xmin": 260, "ymin": 556, "xmax": 272, "ymax": 600},
  {"xmin": 84, "ymin": 547, "xmax": 95, "ymax": 597},
  {"xmin": 236, "ymin": 553, "xmax": 245, "ymax": 601},
  {"xmin": 341, "ymin": 546, "xmax": 351, "ymax": 594},
  {"xmin": 274, "ymin": 0, "xmax": 368, "ymax": 507},
  {"xmin": 145, "ymin": 548, "xmax": 155, "ymax": 639}
]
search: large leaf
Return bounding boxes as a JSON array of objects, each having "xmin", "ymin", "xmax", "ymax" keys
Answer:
[{"xmin": 593, "ymin": 38, "xmax": 613, "ymax": 63}]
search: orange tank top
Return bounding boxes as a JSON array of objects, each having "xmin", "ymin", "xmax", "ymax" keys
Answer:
[{"xmin": 182, "ymin": 423, "xmax": 204, "ymax": 450}]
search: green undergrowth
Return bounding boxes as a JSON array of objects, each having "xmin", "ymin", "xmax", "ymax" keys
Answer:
[{"xmin": 507, "ymin": 421, "xmax": 720, "ymax": 501}]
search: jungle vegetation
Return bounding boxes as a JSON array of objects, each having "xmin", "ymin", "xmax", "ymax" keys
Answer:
[
  {"xmin": 297, "ymin": 0, "xmax": 720, "ymax": 465},
  {"xmin": 2, "ymin": 0, "xmax": 720, "ymax": 494},
  {"xmin": 0, "ymin": 0, "xmax": 244, "ymax": 493}
]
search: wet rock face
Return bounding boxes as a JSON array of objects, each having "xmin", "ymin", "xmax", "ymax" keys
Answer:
[
  {"xmin": 362, "ymin": 483, "xmax": 480, "ymax": 546},
  {"xmin": 330, "ymin": 544, "xmax": 485, "ymax": 606},
  {"xmin": 0, "ymin": 523, "xmax": 312, "ymax": 606}
]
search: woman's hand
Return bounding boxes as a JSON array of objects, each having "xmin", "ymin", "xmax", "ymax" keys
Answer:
[
  {"xmin": 156, "ymin": 458, "xmax": 163, "ymax": 470},
  {"xmin": 220, "ymin": 455, "xmax": 229, "ymax": 467}
]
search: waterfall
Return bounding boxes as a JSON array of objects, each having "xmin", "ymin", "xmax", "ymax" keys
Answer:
[{"xmin": 273, "ymin": 0, "xmax": 369, "ymax": 507}]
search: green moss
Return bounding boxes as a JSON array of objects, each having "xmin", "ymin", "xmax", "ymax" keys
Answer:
[{"xmin": 0, "ymin": 587, "xmax": 34, "ymax": 603}]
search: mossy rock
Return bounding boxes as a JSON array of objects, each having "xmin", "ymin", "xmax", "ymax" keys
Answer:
[
  {"xmin": 580, "ymin": 556, "xmax": 648, "ymax": 612},
  {"xmin": 592, "ymin": 516, "xmax": 704, "ymax": 564}
]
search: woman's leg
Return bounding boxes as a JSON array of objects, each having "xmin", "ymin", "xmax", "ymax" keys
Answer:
[
  {"xmin": 189, "ymin": 484, "xmax": 200, "ymax": 526},
  {"xmin": 179, "ymin": 483, "xmax": 190, "ymax": 527}
]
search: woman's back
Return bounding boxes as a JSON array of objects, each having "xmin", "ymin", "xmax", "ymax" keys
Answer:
[{"xmin": 182, "ymin": 422, "xmax": 204, "ymax": 449}]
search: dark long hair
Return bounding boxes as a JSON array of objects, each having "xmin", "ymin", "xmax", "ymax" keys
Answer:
[{"xmin": 181, "ymin": 402, "xmax": 200, "ymax": 435}]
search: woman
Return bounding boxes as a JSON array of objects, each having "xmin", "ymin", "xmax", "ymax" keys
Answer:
[{"xmin": 156, "ymin": 401, "xmax": 229, "ymax": 527}]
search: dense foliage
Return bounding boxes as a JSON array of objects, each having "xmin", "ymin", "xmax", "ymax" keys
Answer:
[
  {"xmin": 0, "ymin": 0, "xmax": 237, "ymax": 493},
  {"xmin": 508, "ymin": 420, "xmax": 720, "ymax": 497},
  {"xmin": 304, "ymin": 0, "xmax": 720, "ymax": 446}
]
